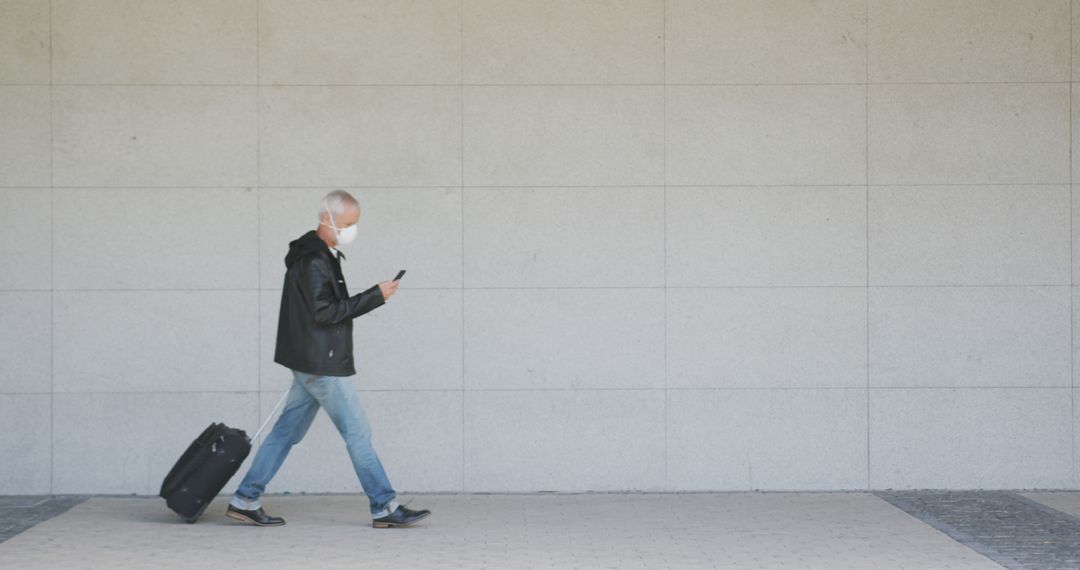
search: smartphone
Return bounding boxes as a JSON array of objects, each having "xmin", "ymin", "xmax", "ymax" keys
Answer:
[{"xmin": 393, "ymin": 269, "xmax": 406, "ymax": 281}]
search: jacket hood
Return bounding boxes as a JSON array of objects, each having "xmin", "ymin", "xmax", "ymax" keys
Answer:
[{"xmin": 284, "ymin": 229, "xmax": 333, "ymax": 268}]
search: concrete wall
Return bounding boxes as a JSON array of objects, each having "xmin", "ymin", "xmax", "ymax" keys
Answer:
[{"xmin": 0, "ymin": 0, "xmax": 1076, "ymax": 495}]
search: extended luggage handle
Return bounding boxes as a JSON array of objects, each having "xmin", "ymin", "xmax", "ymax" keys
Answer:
[{"xmin": 250, "ymin": 387, "xmax": 291, "ymax": 442}]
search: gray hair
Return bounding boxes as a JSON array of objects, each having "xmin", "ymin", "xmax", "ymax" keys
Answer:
[{"xmin": 319, "ymin": 189, "xmax": 359, "ymax": 220}]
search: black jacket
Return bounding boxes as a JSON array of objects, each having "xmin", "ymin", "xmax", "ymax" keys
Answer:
[{"xmin": 273, "ymin": 230, "xmax": 385, "ymax": 376}]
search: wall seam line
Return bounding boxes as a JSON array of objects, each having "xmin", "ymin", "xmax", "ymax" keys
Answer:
[
  {"xmin": 865, "ymin": 0, "xmax": 872, "ymax": 491},
  {"xmin": 25, "ymin": 183, "xmax": 1075, "ymax": 190},
  {"xmin": 460, "ymin": 0, "xmax": 466, "ymax": 494},
  {"xmin": 255, "ymin": 0, "xmax": 262, "ymax": 455},
  {"xmin": 32, "ymin": 81, "xmax": 1075, "ymax": 87},
  {"xmin": 23, "ymin": 386, "xmax": 1070, "ymax": 396},
  {"xmin": 1070, "ymin": 0, "xmax": 1075, "ymax": 491},
  {"xmin": 662, "ymin": 0, "xmax": 668, "ymax": 493},
  {"xmin": 48, "ymin": 0, "xmax": 55, "ymax": 496},
  {"xmin": 24, "ymin": 284, "xmax": 1079, "ymax": 292}
]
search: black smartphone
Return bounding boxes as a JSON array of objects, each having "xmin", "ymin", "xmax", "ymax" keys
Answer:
[{"xmin": 393, "ymin": 269, "xmax": 406, "ymax": 281}]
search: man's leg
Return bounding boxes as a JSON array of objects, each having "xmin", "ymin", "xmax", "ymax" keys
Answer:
[
  {"xmin": 303, "ymin": 374, "xmax": 398, "ymax": 517},
  {"xmin": 230, "ymin": 370, "xmax": 320, "ymax": 511}
]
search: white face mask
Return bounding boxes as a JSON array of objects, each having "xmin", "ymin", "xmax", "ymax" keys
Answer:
[{"xmin": 321, "ymin": 202, "xmax": 357, "ymax": 246}]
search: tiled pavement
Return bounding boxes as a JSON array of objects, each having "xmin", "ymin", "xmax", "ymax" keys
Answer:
[
  {"xmin": 0, "ymin": 491, "xmax": 1078, "ymax": 569},
  {"xmin": 876, "ymin": 491, "xmax": 1080, "ymax": 569},
  {"xmin": 0, "ymin": 495, "xmax": 88, "ymax": 544}
]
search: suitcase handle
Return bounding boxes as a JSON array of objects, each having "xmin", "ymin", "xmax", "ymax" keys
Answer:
[{"xmin": 250, "ymin": 387, "xmax": 291, "ymax": 442}]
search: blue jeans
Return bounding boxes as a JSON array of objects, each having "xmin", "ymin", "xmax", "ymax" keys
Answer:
[{"xmin": 230, "ymin": 369, "xmax": 398, "ymax": 518}]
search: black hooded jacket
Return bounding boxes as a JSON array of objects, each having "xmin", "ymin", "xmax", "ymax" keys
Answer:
[{"xmin": 273, "ymin": 229, "xmax": 385, "ymax": 376}]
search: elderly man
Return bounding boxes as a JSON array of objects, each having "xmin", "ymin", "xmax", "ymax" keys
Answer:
[{"xmin": 225, "ymin": 189, "xmax": 431, "ymax": 528}]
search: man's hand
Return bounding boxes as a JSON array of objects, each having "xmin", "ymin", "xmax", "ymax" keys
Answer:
[{"xmin": 378, "ymin": 280, "xmax": 399, "ymax": 301}]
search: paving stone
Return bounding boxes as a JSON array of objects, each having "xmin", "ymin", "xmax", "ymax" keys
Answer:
[
  {"xmin": 876, "ymin": 490, "xmax": 1080, "ymax": 570},
  {"xmin": 0, "ymin": 496, "xmax": 88, "ymax": 544},
  {"xmin": 0, "ymin": 492, "xmax": 1004, "ymax": 569}
]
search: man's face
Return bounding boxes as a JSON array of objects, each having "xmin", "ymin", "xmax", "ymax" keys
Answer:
[
  {"xmin": 324, "ymin": 202, "xmax": 360, "ymax": 229},
  {"xmin": 337, "ymin": 203, "xmax": 360, "ymax": 228}
]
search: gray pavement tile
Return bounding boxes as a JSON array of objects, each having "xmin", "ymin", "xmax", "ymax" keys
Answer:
[
  {"xmin": 0, "ymin": 495, "xmax": 89, "ymax": 544},
  {"xmin": 875, "ymin": 490, "xmax": 1080, "ymax": 570}
]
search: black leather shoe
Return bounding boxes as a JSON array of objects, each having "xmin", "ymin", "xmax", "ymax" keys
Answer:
[
  {"xmin": 372, "ymin": 504, "xmax": 431, "ymax": 528},
  {"xmin": 225, "ymin": 504, "xmax": 286, "ymax": 526}
]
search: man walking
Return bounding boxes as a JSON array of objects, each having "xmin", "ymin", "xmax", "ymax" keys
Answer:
[{"xmin": 225, "ymin": 189, "xmax": 431, "ymax": 529}]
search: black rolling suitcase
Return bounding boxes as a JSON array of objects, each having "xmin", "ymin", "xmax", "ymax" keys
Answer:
[{"xmin": 159, "ymin": 389, "xmax": 290, "ymax": 523}]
